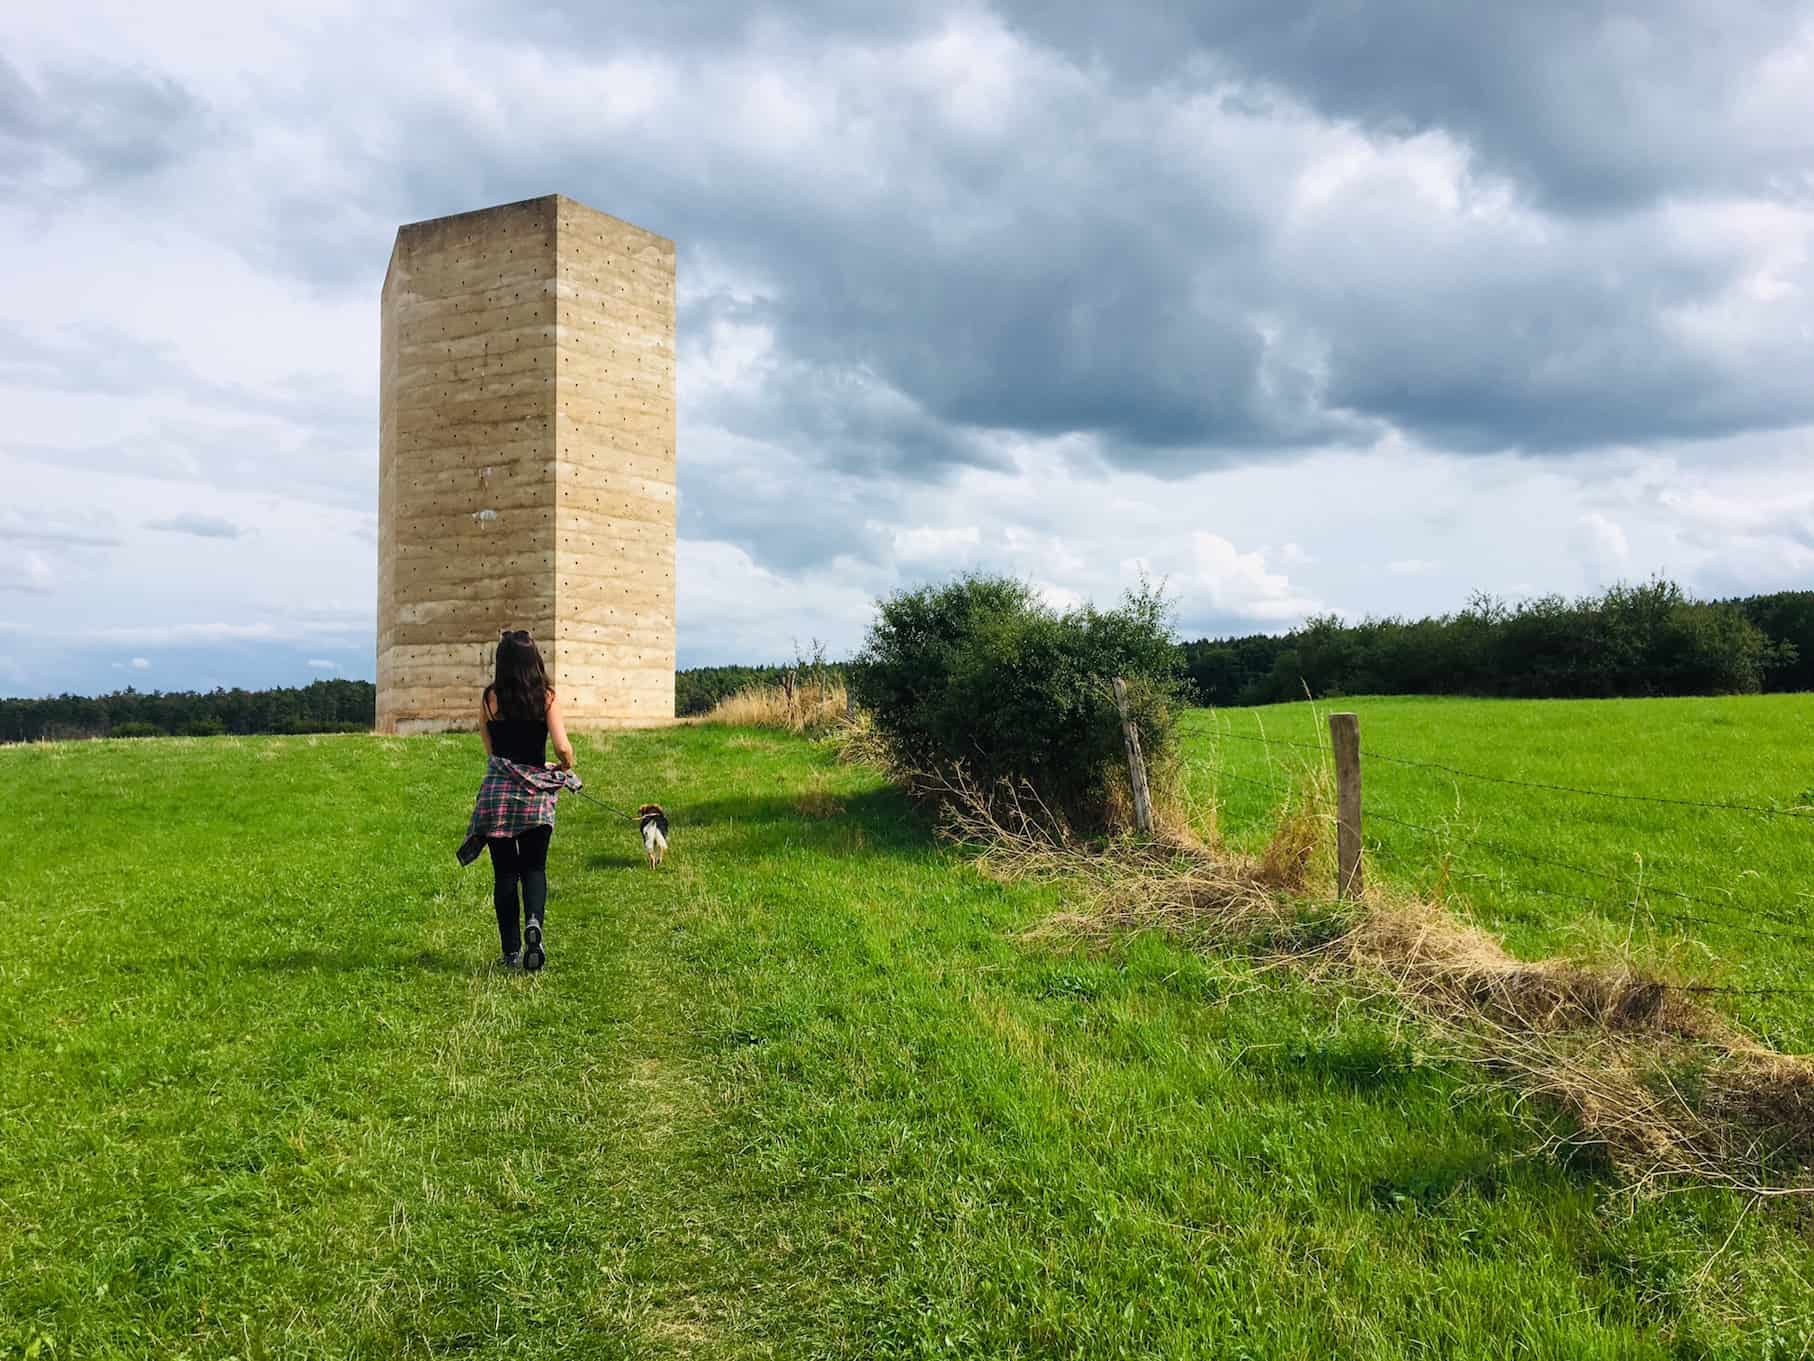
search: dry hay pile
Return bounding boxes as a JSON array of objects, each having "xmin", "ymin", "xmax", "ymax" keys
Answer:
[{"xmin": 936, "ymin": 768, "xmax": 1814, "ymax": 1195}]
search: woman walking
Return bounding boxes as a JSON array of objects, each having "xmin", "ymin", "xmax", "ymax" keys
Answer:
[{"xmin": 468, "ymin": 628, "xmax": 577, "ymax": 971}]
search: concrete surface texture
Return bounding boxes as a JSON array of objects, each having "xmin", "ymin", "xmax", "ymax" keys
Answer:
[{"xmin": 376, "ymin": 195, "xmax": 676, "ymax": 733}]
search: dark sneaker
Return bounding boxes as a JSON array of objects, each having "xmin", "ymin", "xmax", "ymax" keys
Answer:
[
  {"xmin": 501, "ymin": 951, "xmax": 523, "ymax": 970},
  {"xmin": 522, "ymin": 919, "xmax": 545, "ymax": 973}
]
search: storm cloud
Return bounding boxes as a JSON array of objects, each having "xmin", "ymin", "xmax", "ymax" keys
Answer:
[{"xmin": 2, "ymin": 0, "xmax": 1810, "ymax": 692}]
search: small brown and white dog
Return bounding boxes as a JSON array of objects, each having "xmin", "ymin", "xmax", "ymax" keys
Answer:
[{"xmin": 637, "ymin": 804, "xmax": 669, "ymax": 868}]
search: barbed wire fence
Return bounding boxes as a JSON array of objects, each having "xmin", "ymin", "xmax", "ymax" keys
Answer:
[{"xmin": 1192, "ymin": 715, "xmax": 1814, "ymax": 1005}]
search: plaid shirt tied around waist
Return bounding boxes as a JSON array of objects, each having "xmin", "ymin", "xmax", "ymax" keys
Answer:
[{"xmin": 460, "ymin": 757, "xmax": 584, "ymax": 861}]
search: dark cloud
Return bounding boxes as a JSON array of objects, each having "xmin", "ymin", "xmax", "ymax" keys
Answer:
[
  {"xmin": 459, "ymin": 0, "xmax": 951, "ymax": 54},
  {"xmin": 14, "ymin": 3, "xmax": 1790, "ymax": 483},
  {"xmin": 0, "ymin": 55, "xmax": 210, "ymax": 194},
  {"xmin": 674, "ymin": 423, "xmax": 890, "ymax": 571},
  {"xmin": 336, "ymin": 65, "xmax": 1360, "ymax": 470},
  {"xmin": 451, "ymin": 1, "xmax": 1814, "ymax": 215},
  {"xmin": 357, "ymin": 59, "xmax": 1799, "ymax": 489},
  {"xmin": 682, "ymin": 296, "xmax": 1010, "ymax": 483},
  {"xmin": 998, "ymin": 0, "xmax": 1814, "ymax": 213},
  {"xmin": 1281, "ymin": 212, "xmax": 1814, "ymax": 452}
]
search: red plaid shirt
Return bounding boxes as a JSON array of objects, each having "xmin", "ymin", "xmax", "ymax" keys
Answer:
[{"xmin": 466, "ymin": 756, "xmax": 582, "ymax": 840}]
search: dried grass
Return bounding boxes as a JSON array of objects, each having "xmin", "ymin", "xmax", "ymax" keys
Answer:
[
  {"xmin": 831, "ymin": 709, "xmax": 895, "ymax": 770},
  {"xmin": 705, "ymin": 678, "xmax": 850, "ymax": 736}
]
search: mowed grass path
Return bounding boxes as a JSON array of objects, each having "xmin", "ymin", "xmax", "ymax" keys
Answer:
[
  {"xmin": 1183, "ymin": 695, "xmax": 1814, "ymax": 1050},
  {"xmin": 4, "ymin": 724, "xmax": 1813, "ymax": 1358}
]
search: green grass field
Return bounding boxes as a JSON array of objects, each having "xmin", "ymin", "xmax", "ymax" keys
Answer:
[
  {"xmin": 4, "ymin": 707, "xmax": 1814, "ymax": 1358},
  {"xmin": 1183, "ymin": 695, "xmax": 1814, "ymax": 1050}
]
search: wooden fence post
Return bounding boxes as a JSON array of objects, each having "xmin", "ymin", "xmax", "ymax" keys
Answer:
[
  {"xmin": 1112, "ymin": 677, "xmax": 1155, "ymax": 835},
  {"xmin": 1329, "ymin": 712, "xmax": 1362, "ymax": 900}
]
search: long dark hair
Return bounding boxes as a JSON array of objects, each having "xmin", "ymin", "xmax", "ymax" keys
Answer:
[{"xmin": 487, "ymin": 628, "xmax": 550, "ymax": 721}]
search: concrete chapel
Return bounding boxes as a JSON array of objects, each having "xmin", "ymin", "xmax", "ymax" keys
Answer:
[{"xmin": 375, "ymin": 195, "xmax": 676, "ymax": 733}]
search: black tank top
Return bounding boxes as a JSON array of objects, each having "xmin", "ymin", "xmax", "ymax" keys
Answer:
[{"xmin": 485, "ymin": 690, "xmax": 548, "ymax": 765}]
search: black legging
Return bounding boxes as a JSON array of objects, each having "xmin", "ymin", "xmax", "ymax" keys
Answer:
[{"xmin": 487, "ymin": 825, "xmax": 552, "ymax": 955}]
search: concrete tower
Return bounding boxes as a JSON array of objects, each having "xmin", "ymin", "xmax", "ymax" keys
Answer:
[{"xmin": 376, "ymin": 195, "xmax": 676, "ymax": 733}]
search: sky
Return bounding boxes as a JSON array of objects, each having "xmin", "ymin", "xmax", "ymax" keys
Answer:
[{"xmin": 3, "ymin": 1, "xmax": 1811, "ymax": 697}]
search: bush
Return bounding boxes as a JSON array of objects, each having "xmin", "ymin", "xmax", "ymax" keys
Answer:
[
  {"xmin": 1736, "ymin": 591, "xmax": 1814, "ymax": 692},
  {"xmin": 850, "ymin": 575, "xmax": 1183, "ymax": 834},
  {"xmin": 110, "ymin": 722, "xmax": 165, "ymax": 739}
]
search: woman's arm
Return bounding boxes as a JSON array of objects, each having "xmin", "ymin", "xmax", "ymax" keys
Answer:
[
  {"xmin": 479, "ymin": 688, "xmax": 494, "ymax": 757},
  {"xmin": 546, "ymin": 689, "xmax": 576, "ymax": 771}
]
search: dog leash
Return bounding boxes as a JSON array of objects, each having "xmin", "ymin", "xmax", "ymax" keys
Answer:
[{"xmin": 567, "ymin": 784, "xmax": 642, "ymax": 823}]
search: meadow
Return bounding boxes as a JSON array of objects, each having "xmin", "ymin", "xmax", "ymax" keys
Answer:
[
  {"xmin": 3, "ymin": 704, "xmax": 1813, "ymax": 1358},
  {"xmin": 1184, "ymin": 695, "xmax": 1814, "ymax": 1050}
]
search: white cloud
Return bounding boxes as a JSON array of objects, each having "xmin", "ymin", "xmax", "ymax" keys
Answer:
[
  {"xmin": 1387, "ymin": 559, "xmax": 1440, "ymax": 576},
  {"xmin": 146, "ymin": 512, "xmax": 245, "ymax": 539},
  {"xmin": 130, "ymin": 657, "xmax": 150, "ymax": 670},
  {"xmin": 1177, "ymin": 531, "xmax": 1325, "ymax": 621},
  {"xmin": 1578, "ymin": 511, "xmax": 1632, "ymax": 569},
  {"xmin": 92, "ymin": 622, "xmax": 292, "ymax": 645},
  {"xmin": 0, "ymin": 551, "xmax": 55, "ymax": 593},
  {"xmin": 675, "ymin": 538, "xmax": 876, "ymax": 666},
  {"xmin": 0, "ymin": 506, "xmax": 119, "ymax": 547},
  {"xmin": 890, "ymin": 524, "xmax": 982, "ymax": 563},
  {"xmin": 306, "ymin": 658, "xmax": 340, "ymax": 671}
]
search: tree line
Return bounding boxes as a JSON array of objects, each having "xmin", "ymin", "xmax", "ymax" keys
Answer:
[
  {"xmin": 1180, "ymin": 583, "xmax": 1812, "ymax": 708},
  {"xmin": 6, "ymin": 582, "xmax": 1804, "ymax": 741},
  {"xmin": 0, "ymin": 679, "xmax": 377, "ymax": 743}
]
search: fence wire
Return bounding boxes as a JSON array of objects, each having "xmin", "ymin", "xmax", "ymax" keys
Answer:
[
  {"xmin": 1203, "ymin": 724, "xmax": 1812, "ymax": 819},
  {"xmin": 1359, "ymin": 748, "xmax": 1811, "ymax": 820},
  {"xmin": 1363, "ymin": 809, "xmax": 1814, "ymax": 934},
  {"xmin": 1364, "ymin": 844, "xmax": 1814, "ymax": 963},
  {"xmin": 1197, "ymin": 722, "xmax": 1813, "ymax": 972}
]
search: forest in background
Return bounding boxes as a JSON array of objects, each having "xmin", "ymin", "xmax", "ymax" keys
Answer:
[
  {"xmin": 3, "ymin": 583, "xmax": 1807, "ymax": 741},
  {"xmin": 1181, "ymin": 584, "xmax": 1812, "ymax": 707}
]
